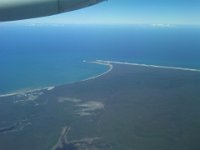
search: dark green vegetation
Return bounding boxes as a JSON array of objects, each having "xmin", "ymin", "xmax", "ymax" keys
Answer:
[{"xmin": 0, "ymin": 64, "xmax": 200, "ymax": 150}]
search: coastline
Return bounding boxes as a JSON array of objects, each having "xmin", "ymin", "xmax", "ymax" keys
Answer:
[
  {"xmin": 0, "ymin": 61, "xmax": 112, "ymax": 98},
  {"xmin": 1, "ymin": 59, "xmax": 200, "ymax": 98},
  {"xmin": 96, "ymin": 60, "xmax": 200, "ymax": 72},
  {"xmin": 0, "ymin": 86, "xmax": 55, "ymax": 98},
  {"xmin": 81, "ymin": 60, "xmax": 113, "ymax": 82}
]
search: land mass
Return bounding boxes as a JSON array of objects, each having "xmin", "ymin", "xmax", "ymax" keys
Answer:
[{"xmin": 0, "ymin": 60, "xmax": 200, "ymax": 150}]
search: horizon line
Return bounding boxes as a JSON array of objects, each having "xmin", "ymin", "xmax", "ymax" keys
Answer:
[{"xmin": 2, "ymin": 21, "xmax": 200, "ymax": 27}]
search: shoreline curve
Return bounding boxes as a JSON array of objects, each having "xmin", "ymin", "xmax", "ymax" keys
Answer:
[
  {"xmin": 0, "ymin": 61, "xmax": 112, "ymax": 98},
  {"xmin": 1, "ymin": 59, "xmax": 200, "ymax": 98}
]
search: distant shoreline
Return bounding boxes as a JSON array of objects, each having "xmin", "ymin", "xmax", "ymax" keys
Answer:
[
  {"xmin": 81, "ymin": 60, "xmax": 113, "ymax": 82},
  {"xmin": 1, "ymin": 59, "xmax": 200, "ymax": 98},
  {"xmin": 96, "ymin": 60, "xmax": 200, "ymax": 72}
]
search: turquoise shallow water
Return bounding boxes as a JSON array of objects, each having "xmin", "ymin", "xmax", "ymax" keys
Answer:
[{"xmin": 0, "ymin": 24, "xmax": 200, "ymax": 94}]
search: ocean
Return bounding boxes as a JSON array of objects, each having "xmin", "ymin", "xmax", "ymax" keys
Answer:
[{"xmin": 0, "ymin": 24, "xmax": 200, "ymax": 95}]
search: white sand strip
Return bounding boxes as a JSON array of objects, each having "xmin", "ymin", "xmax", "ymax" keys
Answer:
[
  {"xmin": 81, "ymin": 60, "xmax": 113, "ymax": 82},
  {"xmin": 96, "ymin": 60, "xmax": 200, "ymax": 72},
  {"xmin": 0, "ymin": 86, "xmax": 55, "ymax": 98}
]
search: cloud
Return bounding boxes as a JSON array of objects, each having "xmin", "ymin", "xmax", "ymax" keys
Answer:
[{"xmin": 151, "ymin": 23, "xmax": 172, "ymax": 28}]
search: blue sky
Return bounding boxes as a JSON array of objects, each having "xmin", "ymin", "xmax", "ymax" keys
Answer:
[{"xmin": 7, "ymin": 0, "xmax": 200, "ymax": 25}]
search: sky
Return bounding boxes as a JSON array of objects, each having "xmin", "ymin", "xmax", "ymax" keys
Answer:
[{"xmin": 4, "ymin": 0, "xmax": 200, "ymax": 25}]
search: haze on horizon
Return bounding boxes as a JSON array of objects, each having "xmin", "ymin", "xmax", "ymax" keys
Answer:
[{"xmin": 3, "ymin": 0, "xmax": 200, "ymax": 26}]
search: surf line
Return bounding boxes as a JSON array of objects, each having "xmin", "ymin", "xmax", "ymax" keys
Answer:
[
  {"xmin": 0, "ymin": 60, "xmax": 112, "ymax": 98},
  {"xmin": 96, "ymin": 60, "xmax": 200, "ymax": 73},
  {"xmin": 0, "ymin": 86, "xmax": 55, "ymax": 98},
  {"xmin": 81, "ymin": 60, "xmax": 113, "ymax": 82}
]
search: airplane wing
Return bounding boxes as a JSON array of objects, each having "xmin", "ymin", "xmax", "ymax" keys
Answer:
[{"xmin": 0, "ymin": 0, "xmax": 105, "ymax": 21}]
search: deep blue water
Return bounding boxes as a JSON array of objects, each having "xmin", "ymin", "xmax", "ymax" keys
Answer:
[{"xmin": 0, "ymin": 24, "xmax": 200, "ymax": 94}]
